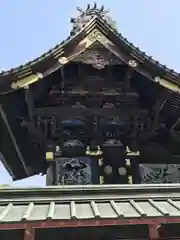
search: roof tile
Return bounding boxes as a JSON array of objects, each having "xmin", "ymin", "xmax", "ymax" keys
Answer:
[{"xmin": 0, "ymin": 198, "xmax": 180, "ymax": 223}]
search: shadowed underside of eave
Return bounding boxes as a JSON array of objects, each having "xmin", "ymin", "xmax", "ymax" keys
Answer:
[{"xmin": 0, "ymin": 105, "xmax": 46, "ymax": 180}]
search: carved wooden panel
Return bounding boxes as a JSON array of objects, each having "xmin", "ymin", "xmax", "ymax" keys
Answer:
[
  {"xmin": 73, "ymin": 41, "xmax": 123, "ymax": 69},
  {"xmin": 140, "ymin": 164, "xmax": 180, "ymax": 183},
  {"xmin": 55, "ymin": 157, "xmax": 94, "ymax": 185}
]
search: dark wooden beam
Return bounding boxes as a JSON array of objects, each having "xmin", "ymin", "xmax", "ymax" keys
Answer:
[
  {"xmin": 151, "ymin": 90, "xmax": 169, "ymax": 132},
  {"xmin": 170, "ymin": 118, "xmax": 180, "ymax": 142},
  {"xmin": 0, "ymin": 218, "xmax": 179, "ymax": 230},
  {"xmin": 43, "ymin": 59, "xmax": 64, "ymax": 77},
  {"xmin": 34, "ymin": 106, "xmax": 148, "ymax": 119},
  {"xmin": 136, "ymin": 89, "xmax": 170, "ymax": 144},
  {"xmin": 24, "ymin": 86, "xmax": 35, "ymax": 122},
  {"xmin": 139, "ymin": 142, "xmax": 180, "ymax": 164},
  {"xmin": 60, "ymin": 66, "xmax": 65, "ymax": 105},
  {"xmin": 121, "ymin": 63, "xmax": 137, "ymax": 101},
  {"xmin": 152, "ymin": 99, "xmax": 167, "ymax": 131},
  {"xmin": 123, "ymin": 66, "xmax": 135, "ymax": 91}
]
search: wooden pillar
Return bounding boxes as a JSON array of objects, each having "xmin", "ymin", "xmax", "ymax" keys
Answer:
[
  {"xmin": 24, "ymin": 86, "xmax": 34, "ymax": 122},
  {"xmin": 60, "ymin": 66, "xmax": 65, "ymax": 105},
  {"xmin": 148, "ymin": 224, "xmax": 159, "ymax": 240},
  {"xmin": 45, "ymin": 142, "xmax": 56, "ymax": 186},
  {"xmin": 86, "ymin": 145, "xmax": 103, "ymax": 184},
  {"xmin": 24, "ymin": 227, "xmax": 35, "ymax": 240},
  {"xmin": 46, "ymin": 163, "xmax": 55, "ymax": 185},
  {"xmin": 125, "ymin": 146, "xmax": 140, "ymax": 184}
]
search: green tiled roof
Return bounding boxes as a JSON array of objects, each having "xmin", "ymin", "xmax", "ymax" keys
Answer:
[{"xmin": 0, "ymin": 184, "xmax": 180, "ymax": 223}]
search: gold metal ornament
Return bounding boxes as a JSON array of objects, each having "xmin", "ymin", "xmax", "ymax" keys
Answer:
[
  {"xmin": 127, "ymin": 175, "xmax": 133, "ymax": 184},
  {"xmin": 126, "ymin": 146, "xmax": 140, "ymax": 156},
  {"xmin": 85, "ymin": 145, "xmax": 103, "ymax": 156},
  {"xmin": 45, "ymin": 152, "xmax": 54, "ymax": 161},
  {"xmin": 58, "ymin": 57, "xmax": 68, "ymax": 65},
  {"xmin": 155, "ymin": 76, "xmax": 180, "ymax": 93},
  {"xmin": 98, "ymin": 158, "xmax": 103, "ymax": 166},
  {"xmin": 125, "ymin": 159, "xmax": 131, "ymax": 167},
  {"xmin": 88, "ymin": 29, "xmax": 102, "ymax": 41},
  {"xmin": 11, "ymin": 73, "xmax": 43, "ymax": 89},
  {"xmin": 99, "ymin": 176, "xmax": 104, "ymax": 184},
  {"xmin": 128, "ymin": 59, "xmax": 138, "ymax": 68}
]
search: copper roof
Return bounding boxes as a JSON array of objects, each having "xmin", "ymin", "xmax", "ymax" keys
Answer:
[
  {"xmin": 0, "ymin": 184, "xmax": 180, "ymax": 224},
  {"xmin": 1, "ymin": 198, "xmax": 180, "ymax": 223}
]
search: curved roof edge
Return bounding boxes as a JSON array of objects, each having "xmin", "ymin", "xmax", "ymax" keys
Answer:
[
  {"xmin": 0, "ymin": 15, "xmax": 96, "ymax": 78},
  {"xmin": 0, "ymin": 6, "xmax": 180, "ymax": 87}
]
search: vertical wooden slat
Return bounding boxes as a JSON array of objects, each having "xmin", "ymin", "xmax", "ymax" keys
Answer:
[
  {"xmin": 24, "ymin": 228, "xmax": 35, "ymax": 240},
  {"xmin": 148, "ymin": 224, "xmax": 159, "ymax": 240},
  {"xmin": 46, "ymin": 163, "xmax": 54, "ymax": 186}
]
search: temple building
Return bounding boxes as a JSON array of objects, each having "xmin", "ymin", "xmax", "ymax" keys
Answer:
[
  {"xmin": 2, "ymin": 4, "xmax": 180, "ymax": 239},
  {"xmin": 1, "ymin": 4, "xmax": 180, "ymax": 186}
]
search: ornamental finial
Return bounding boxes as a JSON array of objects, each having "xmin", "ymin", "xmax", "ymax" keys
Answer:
[
  {"xmin": 76, "ymin": 3, "xmax": 109, "ymax": 17},
  {"xmin": 85, "ymin": 3, "xmax": 109, "ymax": 15},
  {"xmin": 76, "ymin": 7, "xmax": 85, "ymax": 15},
  {"xmin": 71, "ymin": 4, "xmax": 116, "ymax": 35},
  {"xmin": 93, "ymin": 3, "xmax": 97, "ymax": 10}
]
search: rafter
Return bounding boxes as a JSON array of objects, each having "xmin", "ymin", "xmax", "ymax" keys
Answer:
[{"xmin": 0, "ymin": 106, "xmax": 29, "ymax": 175}]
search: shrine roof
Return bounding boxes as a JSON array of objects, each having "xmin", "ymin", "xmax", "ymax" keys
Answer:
[
  {"xmin": 0, "ymin": 184, "xmax": 180, "ymax": 226},
  {"xmin": 0, "ymin": 3, "xmax": 180, "ymax": 93}
]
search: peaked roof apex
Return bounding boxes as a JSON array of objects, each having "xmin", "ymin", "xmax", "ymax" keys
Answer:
[
  {"xmin": 70, "ymin": 3, "xmax": 116, "ymax": 35},
  {"xmin": 0, "ymin": 4, "xmax": 180, "ymax": 91}
]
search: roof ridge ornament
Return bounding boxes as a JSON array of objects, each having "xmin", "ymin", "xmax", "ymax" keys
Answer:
[
  {"xmin": 76, "ymin": 3, "xmax": 109, "ymax": 16},
  {"xmin": 70, "ymin": 3, "xmax": 116, "ymax": 35}
]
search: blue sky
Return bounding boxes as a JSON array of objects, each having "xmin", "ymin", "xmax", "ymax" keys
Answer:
[{"xmin": 0, "ymin": 0, "xmax": 179, "ymax": 186}]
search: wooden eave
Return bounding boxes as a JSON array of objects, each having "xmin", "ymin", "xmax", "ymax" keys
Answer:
[
  {"xmin": 0, "ymin": 15, "xmax": 180, "ymax": 94},
  {"xmin": 95, "ymin": 17, "xmax": 180, "ymax": 83},
  {"xmin": 0, "ymin": 16, "xmax": 96, "ymax": 94}
]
